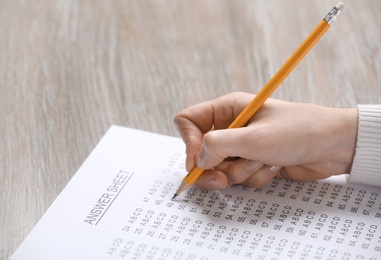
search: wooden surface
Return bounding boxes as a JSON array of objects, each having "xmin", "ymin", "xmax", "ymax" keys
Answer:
[{"xmin": 1, "ymin": 0, "xmax": 380, "ymax": 258}]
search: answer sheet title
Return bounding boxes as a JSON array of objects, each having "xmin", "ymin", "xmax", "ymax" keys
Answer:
[{"xmin": 84, "ymin": 170, "xmax": 133, "ymax": 225}]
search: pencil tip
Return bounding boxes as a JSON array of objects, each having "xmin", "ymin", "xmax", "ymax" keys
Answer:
[{"xmin": 171, "ymin": 193, "xmax": 178, "ymax": 201}]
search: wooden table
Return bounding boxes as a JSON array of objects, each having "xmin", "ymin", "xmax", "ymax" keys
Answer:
[{"xmin": 1, "ymin": 1, "xmax": 380, "ymax": 258}]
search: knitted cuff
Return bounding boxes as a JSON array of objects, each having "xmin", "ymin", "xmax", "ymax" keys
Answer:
[{"xmin": 349, "ymin": 105, "xmax": 381, "ymax": 187}]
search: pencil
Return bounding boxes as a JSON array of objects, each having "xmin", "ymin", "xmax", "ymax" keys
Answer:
[{"xmin": 172, "ymin": 2, "xmax": 347, "ymax": 201}]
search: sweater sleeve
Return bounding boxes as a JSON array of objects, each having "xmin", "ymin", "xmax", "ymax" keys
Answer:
[{"xmin": 349, "ymin": 105, "xmax": 381, "ymax": 187}]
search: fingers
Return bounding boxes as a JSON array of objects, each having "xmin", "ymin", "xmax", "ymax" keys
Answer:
[
  {"xmin": 174, "ymin": 110, "xmax": 211, "ymax": 171},
  {"xmin": 215, "ymin": 159, "xmax": 264, "ymax": 184},
  {"xmin": 196, "ymin": 127, "xmax": 266, "ymax": 170},
  {"xmin": 176, "ymin": 123, "xmax": 204, "ymax": 171},
  {"xmin": 174, "ymin": 93, "xmax": 250, "ymax": 137},
  {"xmin": 195, "ymin": 159, "xmax": 281, "ymax": 190},
  {"xmin": 241, "ymin": 165, "xmax": 281, "ymax": 187},
  {"xmin": 195, "ymin": 170, "xmax": 229, "ymax": 190},
  {"xmin": 174, "ymin": 92, "xmax": 254, "ymax": 170}
]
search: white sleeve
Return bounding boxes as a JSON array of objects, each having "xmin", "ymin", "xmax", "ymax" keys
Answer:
[{"xmin": 349, "ymin": 105, "xmax": 381, "ymax": 187}]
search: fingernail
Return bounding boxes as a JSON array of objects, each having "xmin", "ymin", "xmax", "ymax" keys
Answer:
[
  {"xmin": 196, "ymin": 149, "xmax": 207, "ymax": 169},
  {"xmin": 270, "ymin": 166, "xmax": 281, "ymax": 173},
  {"xmin": 186, "ymin": 162, "xmax": 194, "ymax": 172},
  {"xmin": 246, "ymin": 161, "xmax": 263, "ymax": 172},
  {"xmin": 207, "ymin": 178, "xmax": 225, "ymax": 190},
  {"xmin": 186, "ymin": 157, "xmax": 195, "ymax": 172}
]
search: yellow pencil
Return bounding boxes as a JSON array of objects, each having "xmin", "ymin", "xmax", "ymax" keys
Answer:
[{"xmin": 172, "ymin": 2, "xmax": 347, "ymax": 200}]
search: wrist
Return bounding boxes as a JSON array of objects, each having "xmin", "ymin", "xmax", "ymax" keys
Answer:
[{"xmin": 326, "ymin": 107, "xmax": 358, "ymax": 174}]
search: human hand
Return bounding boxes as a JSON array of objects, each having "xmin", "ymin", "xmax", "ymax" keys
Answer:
[{"xmin": 174, "ymin": 92, "xmax": 358, "ymax": 190}]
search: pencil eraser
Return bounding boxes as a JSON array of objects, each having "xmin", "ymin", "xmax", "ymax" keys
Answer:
[{"xmin": 336, "ymin": 2, "xmax": 347, "ymax": 11}]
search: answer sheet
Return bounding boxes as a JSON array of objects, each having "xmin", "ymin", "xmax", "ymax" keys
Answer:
[{"xmin": 11, "ymin": 126, "xmax": 381, "ymax": 259}]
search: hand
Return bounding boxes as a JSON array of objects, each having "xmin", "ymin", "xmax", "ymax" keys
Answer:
[{"xmin": 174, "ymin": 92, "xmax": 358, "ymax": 190}]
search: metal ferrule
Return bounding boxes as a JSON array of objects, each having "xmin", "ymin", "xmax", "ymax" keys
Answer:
[{"xmin": 323, "ymin": 6, "xmax": 344, "ymax": 25}]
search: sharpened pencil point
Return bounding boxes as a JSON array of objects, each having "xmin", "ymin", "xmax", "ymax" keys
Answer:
[{"xmin": 171, "ymin": 193, "xmax": 178, "ymax": 201}]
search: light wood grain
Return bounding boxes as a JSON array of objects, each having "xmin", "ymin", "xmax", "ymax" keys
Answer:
[{"xmin": 1, "ymin": 1, "xmax": 380, "ymax": 258}]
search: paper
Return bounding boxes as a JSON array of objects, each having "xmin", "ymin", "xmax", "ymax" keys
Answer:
[{"xmin": 11, "ymin": 126, "xmax": 381, "ymax": 259}]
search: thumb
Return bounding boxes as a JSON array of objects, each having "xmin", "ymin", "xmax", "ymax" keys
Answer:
[{"xmin": 196, "ymin": 128, "xmax": 252, "ymax": 169}]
